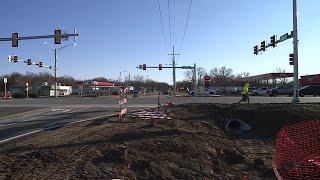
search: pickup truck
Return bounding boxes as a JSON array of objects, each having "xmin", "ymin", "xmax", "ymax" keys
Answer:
[{"xmin": 267, "ymin": 85, "xmax": 293, "ymax": 97}]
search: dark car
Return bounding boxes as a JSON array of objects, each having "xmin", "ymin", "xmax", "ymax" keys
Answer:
[
  {"xmin": 299, "ymin": 85, "xmax": 320, "ymax": 97},
  {"xmin": 133, "ymin": 89, "xmax": 141, "ymax": 97},
  {"xmin": 267, "ymin": 84, "xmax": 293, "ymax": 97}
]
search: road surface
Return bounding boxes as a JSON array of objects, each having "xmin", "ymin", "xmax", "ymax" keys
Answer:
[
  {"xmin": 1, "ymin": 95, "xmax": 320, "ymax": 142},
  {"xmin": 0, "ymin": 95, "xmax": 320, "ymax": 107}
]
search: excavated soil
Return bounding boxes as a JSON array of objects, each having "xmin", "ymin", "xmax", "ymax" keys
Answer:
[{"xmin": 1, "ymin": 103, "xmax": 320, "ymax": 179}]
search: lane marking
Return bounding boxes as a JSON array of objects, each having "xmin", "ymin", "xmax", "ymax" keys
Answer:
[
  {"xmin": 0, "ymin": 107, "xmax": 91, "ymax": 128},
  {"xmin": 0, "ymin": 113, "xmax": 118, "ymax": 144},
  {"xmin": 0, "ymin": 130, "xmax": 42, "ymax": 144},
  {"xmin": 0, "ymin": 108, "xmax": 50, "ymax": 120}
]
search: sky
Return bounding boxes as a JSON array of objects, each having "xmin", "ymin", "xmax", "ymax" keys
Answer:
[{"xmin": 0, "ymin": 0, "xmax": 319, "ymax": 84}]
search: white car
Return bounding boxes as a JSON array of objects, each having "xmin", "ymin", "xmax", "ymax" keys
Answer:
[{"xmin": 252, "ymin": 87, "xmax": 269, "ymax": 96}]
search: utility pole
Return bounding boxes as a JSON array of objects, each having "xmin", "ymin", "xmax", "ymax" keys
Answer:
[
  {"xmin": 169, "ymin": 46, "xmax": 180, "ymax": 96},
  {"xmin": 128, "ymin": 72, "xmax": 131, "ymax": 86},
  {"xmin": 292, "ymin": 0, "xmax": 299, "ymax": 104}
]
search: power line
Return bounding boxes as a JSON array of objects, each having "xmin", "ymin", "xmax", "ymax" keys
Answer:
[
  {"xmin": 167, "ymin": 0, "xmax": 172, "ymax": 48},
  {"xmin": 180, "ymin": 0, "xmax": 193, "ymax": 52},
  {"xmin": 173, "ymin": 0, "xmax": 175, "ymax": 47},
  {"xmin": 157, "ymin": 0, "xmax": 167, "ymax": 50}
]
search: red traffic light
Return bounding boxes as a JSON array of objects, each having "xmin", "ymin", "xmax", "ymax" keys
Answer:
[{"xmin": 159, "ymin": 64, "xmax": 162, "ymax": 70}]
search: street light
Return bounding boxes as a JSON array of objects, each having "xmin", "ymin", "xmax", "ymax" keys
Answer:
[
  {"xmin": 119, "ymin": 71, "xmax": 127, "ymax": 84},
  {"xmin": 44, "ymin": 41, "xmax": 76, "ymax": 98}
]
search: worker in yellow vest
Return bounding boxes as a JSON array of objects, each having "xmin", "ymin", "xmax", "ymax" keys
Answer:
[{"xmin": 238, "ymin": 82, "xmax": 250, "ymax": 104}]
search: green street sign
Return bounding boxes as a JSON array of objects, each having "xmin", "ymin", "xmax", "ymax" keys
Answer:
[{"xmin": 181, "ymin": 66, "xmax": 192, "ymax": 69}]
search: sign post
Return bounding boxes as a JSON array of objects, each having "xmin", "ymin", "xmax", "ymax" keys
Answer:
[
  {"xmin": 3, "ymin": 78, "xmax": 7, "ymax": 98},
  {"xmin": 26, "ymin": 82, "xmax": 29, "ymax": 99}
]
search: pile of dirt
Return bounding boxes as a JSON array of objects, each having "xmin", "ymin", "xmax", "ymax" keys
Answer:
[{"xmin": 1, "ymin": 103, "xmax": 320, "ymax": 179}]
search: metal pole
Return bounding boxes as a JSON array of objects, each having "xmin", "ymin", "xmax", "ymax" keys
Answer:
[
  {"xmin": 194, "ymin": 63, "xmax": 197, "ymax": 95},
  {"xmin": 292, "ymin": 0, "xmax": 299, "ymax": 104},
  {"xmin": 4, "ymin": 82, "xmax": 7, "ymax": 98},
  {"xmin": 26, "ymin": 82, "xmax": 29, "ymax": 99},
  {"xmin": 54, "ymin": 49, "xmax": 58, "ymax": 98},
  {"xmin": 172, "ymin": 46, "xmax": 176, "ymax": 96}
]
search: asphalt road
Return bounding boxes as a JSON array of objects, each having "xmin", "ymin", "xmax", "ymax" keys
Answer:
[
  {"xmin": 0, "ymin": 107, "xmax": 119, "ymax": 142},
  {"xmin": 1, "ymin": 95, "xmax": 320, "ymax": 143},
  {"xmin": 0, "ymin": 95, "xmax": 320, "ymax": 107}
]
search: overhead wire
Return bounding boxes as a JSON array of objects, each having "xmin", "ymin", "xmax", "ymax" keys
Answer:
[
  {"xmin": 167, "ymin": 0, "xmax": 172, "ymax": 49},
  {"xmin": 157, "ymin": 0, "xmax": 168, "ymax": 51},
  {"xmin": 180, "ymin": 0, "xmax": 193, "ymax": 52},
  {"xmin": 173, "ymin": 0, "xmax": 175, "ymax": 48}
]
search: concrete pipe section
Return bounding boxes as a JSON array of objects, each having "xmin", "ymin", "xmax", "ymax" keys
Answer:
[{"xmin": 225, "ymin": 119, "xmax": 252, "ymax": 135}]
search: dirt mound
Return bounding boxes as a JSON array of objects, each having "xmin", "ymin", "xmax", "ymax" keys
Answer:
[{"xmin": 1, "ymin": 103, "xmax": 320, "ymax": 179}]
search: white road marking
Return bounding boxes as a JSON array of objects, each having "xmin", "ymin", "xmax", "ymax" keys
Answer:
[
  {"xmin": 0, "ymin": 130, "xmax": 42, "ymax": 144},
  {"xmin": 0, "ymin": 107, "xmax": 91, "ymax": 128},
  {"xmin": 0, "ymin": 113, "xmax": 118, "ymax": 144}
]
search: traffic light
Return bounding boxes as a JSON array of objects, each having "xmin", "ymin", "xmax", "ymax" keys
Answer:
[
  {"xmin": 159, "ymin": 64, "xmax": 162, "ymax": 70},
  {"xmin": 39, "ymin": 62, "xmax": 43, "ymax": 68},
  {"xmin": 139, "ymin": 64, "xmax": 143, "ymax": 69},
  {"xmin": 26, "ymin": 59, "xmax": 32, "ymax": 65},
  {"xmin": 143, "ymin": 64, "xmax": 146, "ymax": 70},
  {"xmin": 254, "ymin": 45, "xmax": 259, "ymax": 55},
  {"xmin": 11, "ymin": 55, "xmax": 18, "ymax": 63},
  {"xmin": 54, "ymin": 29, "xmax": 62, "ymax": 44},
  {"xmin": 289, "ymin": 53, "xmax": 294, "ymax": 65},
  {"xmin": 12, "ymin": 33, "xmax": 18, "ymax": 47},
  {"xmin": 260, "ymin": 41, "xmax": 266, "ymax": 51},
  {"xmin": 270, "ymin": 35, "xmax": 276, "ymax": 47}
]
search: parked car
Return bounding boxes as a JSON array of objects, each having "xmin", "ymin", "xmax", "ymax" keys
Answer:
[
  {"xmin": 252, "ymin": 87, "xmax": 269, "ymax": 96},
  {"xmin": 299, "ymin": 85, "xmax": 320, "ymax": 97},
  {"xmin": 133, "ymin": 89, "xmax": 141, "ymax": 97},
  {"xmin": 267, "ymin": 84, "xmax": 293, "ymax": 97}
]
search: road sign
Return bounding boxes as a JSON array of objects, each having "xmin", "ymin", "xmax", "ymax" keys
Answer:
[
  {"xmin": 279, "ymin": 33, "xmax": 289, "ymax": 42},
  {"xmin": 3, "ymin": 78, "xmax": 7, "ymax": 83},
  {"xmin": 181, "ymin": 66, "xmax": 192, "ymax": 69}
]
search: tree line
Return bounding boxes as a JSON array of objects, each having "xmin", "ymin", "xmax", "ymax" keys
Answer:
[
  {"xmin": 0, "ymin": 72, "xmax": 171, "ymax": 93},
  {"xmin": 184, "ymin": 66, "xmax": 250, "ymax": 87}
]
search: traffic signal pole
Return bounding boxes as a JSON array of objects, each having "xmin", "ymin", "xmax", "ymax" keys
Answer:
[
  {"xmin": 54, "ymin": 49, "xmax": 58, "ymax": 98},
  {"xmin": 253, "ymin": 0, "xmax": 300, "ymax": 104},
  {"xmin": 292, "ymin": 0, "xmax": 299, "ymax": 104}
]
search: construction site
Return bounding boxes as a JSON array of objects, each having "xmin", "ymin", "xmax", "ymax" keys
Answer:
[{"xmin": 1, "ymin": 103, "xmax": 320, "ymax": 179}]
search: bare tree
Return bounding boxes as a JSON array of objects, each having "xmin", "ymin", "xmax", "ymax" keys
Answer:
[
  {"xmin": 133, "ymin": 75, "xmax": 145, "ymax": 82},
  {"xmin": 184, "ymin": 70, "xmax": 193, "ymax": 81},
  {"xmin": 197, "ymin": 67, "xmax": 206, "ymax": 85},
  {"xmin": 274, "ymin": 67, "xmax": 289, "ymax": 84},
  {"xmin": 209, "ymin": 66, "xmax": 234, "ymax": 87}
]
